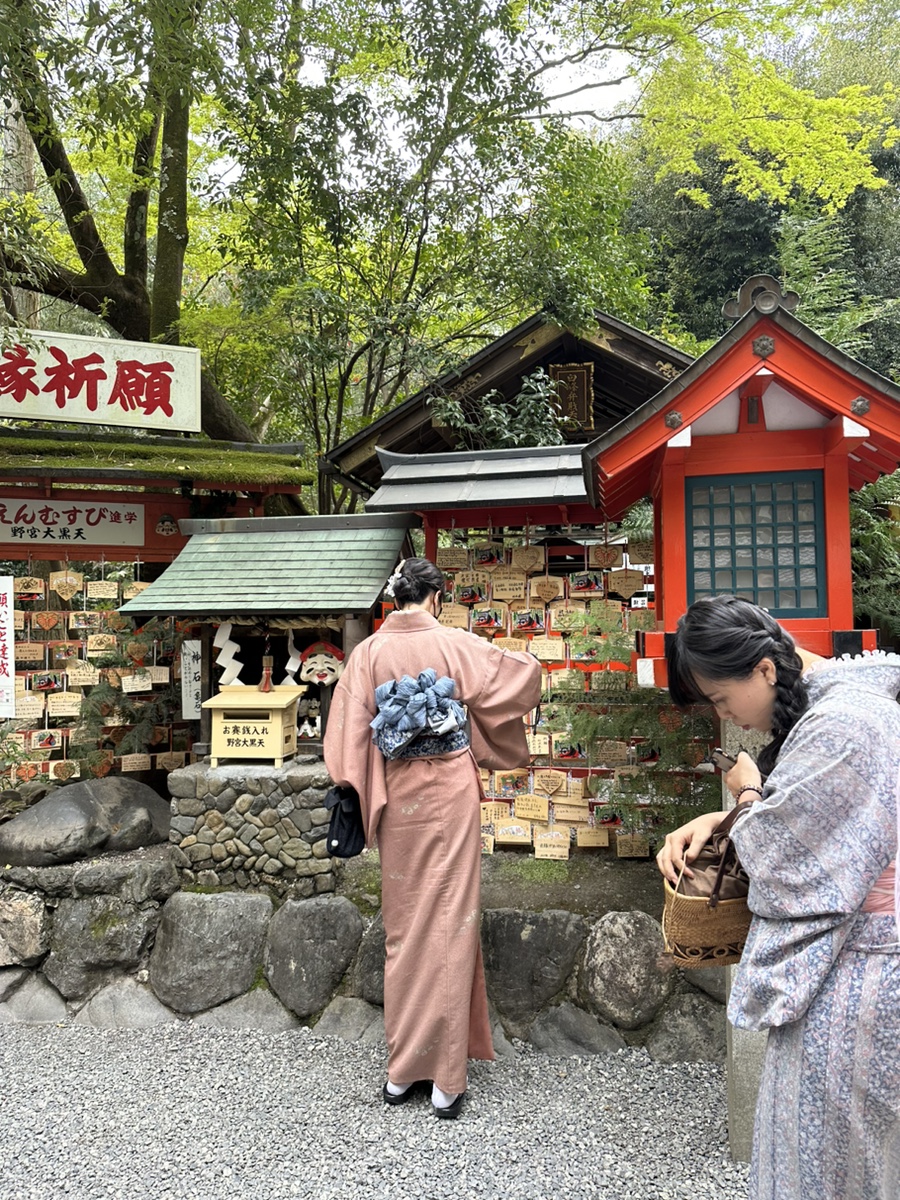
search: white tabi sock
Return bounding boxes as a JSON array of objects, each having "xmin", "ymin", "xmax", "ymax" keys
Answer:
[
  {"xmin": 386, "ymin": 1079, "xmax": 411, "ymax": 1097},
  {"xmin": 431, "ymin": 1084, "xmax": 460, "ymax": 1108}
]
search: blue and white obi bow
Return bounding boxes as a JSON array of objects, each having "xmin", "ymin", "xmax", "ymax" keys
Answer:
[{"xmin": 370, "ymin": 669, "xmax": 467, "ymax": 760}]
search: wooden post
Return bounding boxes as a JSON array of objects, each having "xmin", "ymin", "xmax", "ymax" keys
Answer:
[{"xmin": 199, "ymin": 623, "xmax": 213, "ymax": 745}]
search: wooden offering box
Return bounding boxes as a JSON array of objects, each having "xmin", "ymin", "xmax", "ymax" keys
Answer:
[{"xmin": 203, "ymin": 685, "xmax": 307, "ymax": 767}]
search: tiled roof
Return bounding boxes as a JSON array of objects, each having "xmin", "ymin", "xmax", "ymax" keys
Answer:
[{"xmin": 119, "ymin": 514, "xmax": 417, "ymax": 616}]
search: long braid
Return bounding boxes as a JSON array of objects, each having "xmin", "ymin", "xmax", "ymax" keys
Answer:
[{"xmin": 757, "ymin": 634, "xmax": 809, "ymax": 778}]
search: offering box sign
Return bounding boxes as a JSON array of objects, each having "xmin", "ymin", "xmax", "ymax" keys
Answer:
[{"xmin": 0, "ymin": 329, "xmax": 201, "ymax": 431}]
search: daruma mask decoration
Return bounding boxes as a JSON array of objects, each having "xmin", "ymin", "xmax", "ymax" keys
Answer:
[{"xmin": 299, "ymin": 641, "xmax": 345, "ymax": 686}]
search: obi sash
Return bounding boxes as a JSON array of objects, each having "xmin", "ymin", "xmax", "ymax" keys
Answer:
[{"xmin": 370, "ymin": 668, "xmax": 468, "ymax": 760}]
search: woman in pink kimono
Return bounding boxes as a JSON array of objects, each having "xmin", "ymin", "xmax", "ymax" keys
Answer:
[
  {"xmin": 324, "ymin": 557, "xmax": 541, "ymax": 1119},
  {"xmin": 657, "ymin": 596, "xmax": 900, "ymax": 1199}
]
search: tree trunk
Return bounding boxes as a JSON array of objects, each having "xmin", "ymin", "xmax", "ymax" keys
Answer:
[{"xmin": 150, "ymin": 87, "xmax": 189, "ymax": 342}]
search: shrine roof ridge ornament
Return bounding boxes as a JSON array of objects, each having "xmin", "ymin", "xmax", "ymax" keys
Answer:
[{"xmin": 722, "ymin": 275, "xmax": 800, "ymax": 322}]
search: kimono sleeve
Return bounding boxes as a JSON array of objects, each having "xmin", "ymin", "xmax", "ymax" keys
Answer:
[
  {"xmin": 323, "ymin": 652, "xmax": 389, "ymax": 847},
  {"xmin": 466, "ymin": 646, "xmax": 542, "ymax": 770},
  {"xmin": 728, "ymin": 707, "xmax": 899, "ymax": 1030}
]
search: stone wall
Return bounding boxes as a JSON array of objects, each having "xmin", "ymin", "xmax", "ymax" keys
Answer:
[
  {"xmin": 0, "ymin": 842, "xmax": 725, "ymax": 1062},
  {"xmin": 166, "ymin": 759, "xmax": 335, "ymax": 897}
]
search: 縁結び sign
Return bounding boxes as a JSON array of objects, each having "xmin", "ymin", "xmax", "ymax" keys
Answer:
[{"xmin": 0, "ymin": 498, "xmax": 145, "ymax": 547}]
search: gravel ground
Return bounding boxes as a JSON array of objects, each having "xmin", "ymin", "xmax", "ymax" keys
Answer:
[{"xmin": 0, "ymin": 1023, "xmax": 749, "ymax": 1200}]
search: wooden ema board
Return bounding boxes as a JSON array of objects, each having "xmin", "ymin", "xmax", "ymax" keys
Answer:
[
  {"xmin": 615, "ymin": 832, "xmax": 651, "ymax": 858},
  {"xmin": 534, "ymin": 829, "xmax": 570, "ymax": 860}
]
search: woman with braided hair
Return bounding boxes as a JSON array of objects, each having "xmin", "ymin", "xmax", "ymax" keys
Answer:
[
  {"xmin": 325, "ymin": 557, "xmax": 541, "ymax": 1119},
  {"xmin": 657, "ymin": 595, "xmax": 900, "ymax": 1200}
]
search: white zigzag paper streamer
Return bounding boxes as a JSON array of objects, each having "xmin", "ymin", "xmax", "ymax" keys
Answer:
[
  {"xmin": 213, "ymin": 621, "xmax": 244, "ymax": 686},
  {"xmin": 281, "ymin": 629, "xmax": 302, "ymax": 684}
]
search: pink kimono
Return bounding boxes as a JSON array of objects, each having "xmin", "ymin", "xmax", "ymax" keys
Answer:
[{"xmin": 324, "ymin": 608, "xmax": 542, "ymax": 1093}]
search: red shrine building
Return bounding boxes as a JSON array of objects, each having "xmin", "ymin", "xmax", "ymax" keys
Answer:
[{"xmin": 582, "ymin": 276, "xmax": 900, "ymax": 678}]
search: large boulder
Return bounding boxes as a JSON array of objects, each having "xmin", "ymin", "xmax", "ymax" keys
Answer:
[
  {"xmin": 74, "ymin": 977, "xmax": 178, "ymax": 1028},
  {"xmin": 0, "ymin": 971, "xmax": 67, "ymax": 1023},
  {"xmin": 0, "ymin": 886, "xmax": 49, "ymax": 967},
  {"xmin": 265, "ymin": 897, "xmax": 363, "ymax": 1018},
  {"xmin": 149, "ymin": 891, "xmax": 272, "ymax": 1014},
  {"xmin": 315, "ymin": 995, "xmax": 386, "ymax": 1044},
  {"xmin": 192, "ymin": 988, "xmax": 301, "ymax": 1032},
  {"xmin": 0, "ymin": 778, "xmax": 170, "ymax": 866},
  {"xmin": 643, "ymin": 992, "xmax": 727, "ymax": 1064},
  {"xmin": 43, "ymin": 895, "xmax": 160, "ymax": 1000},
  {"xmin": 578, "ymin": 910, "xmax": 674, "ymax": 1030},
  {"xmin": 482, "ymin": 908, "xmax": 587, "ymax": 1037},
  {"xmin": 528, "ymin": 1002, "xmax": 626, "ymax": 1057}
]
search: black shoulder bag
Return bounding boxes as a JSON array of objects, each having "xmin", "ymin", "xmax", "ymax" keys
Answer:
[{"xmin": 323, "ymin": 784, "xmax": 365, "ymax": 858}]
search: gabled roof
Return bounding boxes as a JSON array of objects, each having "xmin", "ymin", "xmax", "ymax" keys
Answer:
[
  {"xmin": 366, "ymin": 444, "xmax": 590, "ymax": 514},
  {"xmin": 322, "ymin": 311, "xmax": 692, "ymax": 496},
  {"xmin": 119, "ymin": 513, "xmax": 417, "ymax": 619},
  {"xmin": 582, "ymin": 300, "xmax": 900, "ymax": 516}
]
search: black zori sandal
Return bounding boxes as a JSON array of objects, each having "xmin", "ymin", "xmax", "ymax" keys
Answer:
[
  {"xmin": 382, "ymin": 1080, "xmax": 423, "ymax": 1106},
  {"xmin": 433, "ymin": 1092, "xmax": 465, "ymax": 1119}
]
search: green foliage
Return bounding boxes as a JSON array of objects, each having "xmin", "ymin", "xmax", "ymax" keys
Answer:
[
  {"xmin": 429, "ymin": 368, "xmax": 566, "ymax": 451},
  {"xmin": 849, "ymin": 472, "xmax": 900, "ymax": 642},
  {"xmin": 778, "ymin": 205, "xmax": 900, "ymax": 357}
]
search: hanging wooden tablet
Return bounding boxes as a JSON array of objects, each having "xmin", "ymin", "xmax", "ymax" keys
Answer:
[
  {"xmin": 553, "ymin": 802, "xmax": 592, "ymax": 824},
  {"xmin": 473, "ymin": 544, "xmax": 505, "ymax": 570},
  {"xmin": 34, "ymin": 610, "xmax": 63, "ymax": 633},
  {"xmin": 481, "ymin": 801, "xmax": 512, "ymax": 824},
  {"xmin": 156, "ymin": 751, "xmax": 187, "ymax": 770},
  {"xmin": 436, "ymin": 547, "xmax": 470, "ymax": 571},
  {"xmin": 514, "ymin": 793, "xmax": 550, "ymax": 823},
  {"xmin": 589, "ymin": 544, "xmax": 624, "ymax": 569},
  {"xmin": 494, "ymin": 818, "xmax": 532, "ymax": 845},
  {"xmin": 547, "ymin": 601, "xmax": 586, "ymax": 634},
  {"xmin": 526, "ymin": 731, "xmax": 550, "ymax": 756},
  {"xmin": 437, "ymin": 603, "xmax": 470, "ymax": 629},
  {"xmin": 69, "ymin": 611, "xmax": 101, "ymax": 632},
  {"xmin": 14, "ymin": 576, "xmax": 45, "ymax": 601},
  {"xmin": 46, "ymin": 691, "xmax": 83, "ymax": 718},
  {"xmin": 510, "ymin": 545, "xmax": 545, "ymax": 574},
  {"xmin": 15, "ymin": 642, "xmax": 45, "ymax": 663},
  {"xmin": 120, "ymin": 753, "xmax": 153, "ymax": 772},
  {"xmin": 481, "ymin": 834, "xmax": 495, "ymax": 855},
  {"xmin": 455, "ymin": 571, "xmax": 489, "ymax": 605},
  {"xmin": 472, "ymin": 603, "xmax": 508, "ymax": 632},
  {"xmin": 595, "ymin": 740, "xmax": 630, "ymax": 765},
  {"xmin": 495, "ymin": 768, "xmax": 530, "ymax": 798},
  {"xmin": 627, "ymin": 540, "xmax": 655, "ymax": 565},
  {"xmin": 615, "ymin": 832, "xmax": 651, "ymax": 858},
  {"xmin": 576, "ymin": 826, "xmax": 610, "ymax": 848},
  {"xmin": 66, "ymin": 661, "xmax": 101, "ymax": 687},
  {"xmin": 569, "ymin": 570, "xmax": 605, "ymax": 595},
  {"xmin": 528, "ymin": 636, "xmax": 564, "ymax": 662},
  {"xmin": 86, "ymin": 580, "xmax": 120, "ymax": 600},
  {"xmin": 52, "ymin": 760, "xmax": 80, "ymax": 782},
  {"xmin": 490, "ymin": 569, "xmax": 527, "ymax": 601},
  {"xmin": 534, "ymin": 829, "xmax": 570, "ymax": 860},
  {"xmin": 122, "ymin": 581, "xmax": 151, "ymax": 601},
  {"xmin": 105, "ymin": 611, "xmax": 132, "ymax": 632},
  {"xmin": 14, "ymin": 694, "xmax": 44, "ymax": 720},
  {"xmin": 607, "ymin": 568, "xmax": 645, "ymax": 600},
  {"xmin": 87, "ymin": 633, "xmax": 118, "ymax": 656},
  {"xmin": 494, "ymin": 637, "xmax": 528, "ymax": 653},
  {"xmin": 13, "ymin": 610, "xmax": 25, "ymax": 631},
  {"xmin": 531, "ymin": 576, "xmax": 562, "ymax": 603},
  {"xmin": 533, "ymin": 768, "xmax": 567, "ymax": 796},
  {"xmin": 509, "ymin": 603, "xmax": 545, "ymax": 635},
  {"xmin": 49, "ymin": 570, "xmax": 82, "ymax": 601}
]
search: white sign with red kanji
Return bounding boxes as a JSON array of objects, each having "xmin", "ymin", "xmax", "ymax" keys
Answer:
[
  {"xmin": 0, "ymin": 497, "xmax": 145, "ymax": 547},
  {"xmin": 0, "ymin": 329, "xmax": 201, "ymax": 431},
  {"xmin": 0, "ymin": 577, "xmax": 14, "ymax": 717}
]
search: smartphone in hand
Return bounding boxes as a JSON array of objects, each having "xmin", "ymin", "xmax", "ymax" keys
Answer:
[{"xmin": 709, "ymin": 747, "xmax": 737, "ymax": 772}]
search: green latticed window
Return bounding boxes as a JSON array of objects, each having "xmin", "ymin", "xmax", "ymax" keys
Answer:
[{"xmin": 686, "ymin": 471, "xmax": 826, "ymax": 618}]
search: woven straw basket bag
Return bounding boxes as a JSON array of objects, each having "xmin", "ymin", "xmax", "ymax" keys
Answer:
[{"xmin": 661, "ymin": 805, "xmax": 753, "ymax": 969}]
